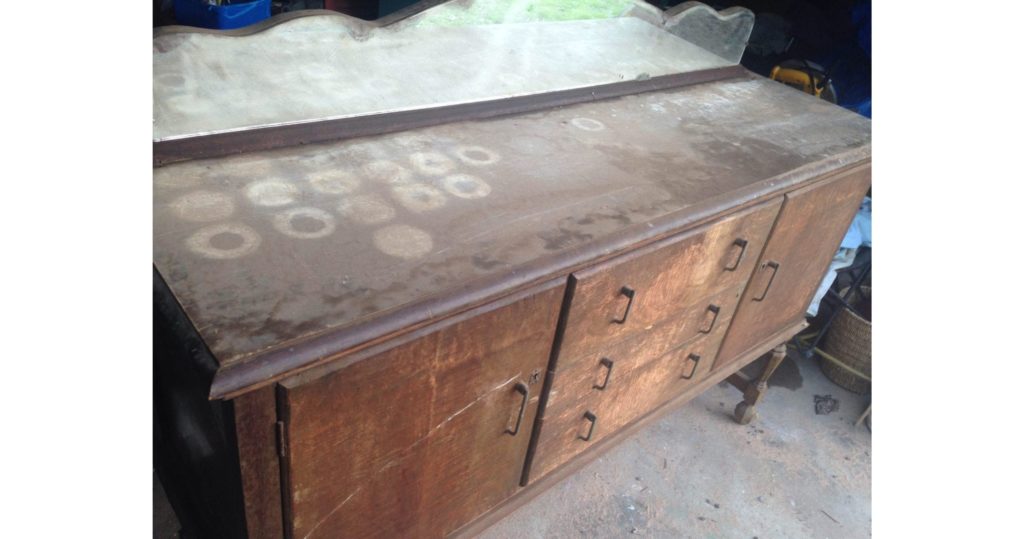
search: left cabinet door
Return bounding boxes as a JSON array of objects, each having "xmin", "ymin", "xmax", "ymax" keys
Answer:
[{"xmin": 277, "ymin": 280, "xmax": 565, "ymax": 539}]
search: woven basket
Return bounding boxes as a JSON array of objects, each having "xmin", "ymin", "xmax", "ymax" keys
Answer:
[{"xmin": 820, "ymin": 286, "xmax": 871, "ymax": 394}]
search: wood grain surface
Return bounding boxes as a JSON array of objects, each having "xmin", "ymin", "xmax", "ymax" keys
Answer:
[
  {"xmin": 277, "ymin": 280, "xmax": 564, "ymax": 539},
  {"xmin": 557, "ymin": 199, "xmax": 780, "ymax": 364},
  {"xmin": 715, "ymin": 164, "xmax": 871, "ymax": 369},
  {"xmin": 527, "ymin": 285, "xmax": 741, "ymax": 482}
]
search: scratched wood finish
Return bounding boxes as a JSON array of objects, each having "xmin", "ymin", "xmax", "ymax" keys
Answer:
[
  {"xmin": 528, "ymin": 289, "xmax": 738, "ymax": 482},
  {"xmin": 550, "ymin": 285, "xmax": 743, "ymax": 410},
  {"xmin": 451, "ymin": 321, "xmax": 809, "ymax": 539},
  {"xmin": 277, "ymin": 280, "xmax": 563, "ymax": 539},
  {"xmin": 233, "ymin": 387, "xmax": 284, "ymax": 539},
  {"xmin": 715, "ymin": 165, "xmax": 872, "ymax": 369},
  {"xmin": 557, "ymin": 199, "xmax": 781, "ymax": 367}
]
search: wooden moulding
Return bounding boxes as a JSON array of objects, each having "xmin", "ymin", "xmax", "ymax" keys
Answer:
[
  {"xmin": 450, "ymin": 320, "xmax": 807, "ymax": 539},
  {"xmin": 153, "ymin": 66, "xmax": 748, "ymax": 166}
]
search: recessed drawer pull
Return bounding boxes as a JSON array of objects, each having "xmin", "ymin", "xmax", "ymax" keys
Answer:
[
  {"xmin": 506, "ymin": 382, "xmax": 530, "ymax": 436},
  {"xmin": 579, "ymin": 411, "xmax": 598, "ymax": 442},
  {"xmin": 753, "ymin": 261, "xmax": 781, "ymax": 302},
  {"xmin": 680, "ymin": 353, "xmax": 702, "ymax": 380},
  {"xmin": 724, "ymin": 238, "xmax": 749, "ymax": 271},
  {"xmin": 699, "ymin": 304, "xmax": 720, "ymax": 334},
  {"xmin": 593, "ymin": 358, "xmax": 614, "ymax": 390},
  {"xmin": 612, "ymin": 286, "xmax": 636, "ymax": 324}
]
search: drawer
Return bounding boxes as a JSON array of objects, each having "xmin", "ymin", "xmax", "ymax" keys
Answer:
[
  {"xmin": 558, "ymin": 199, "xmax": 781, "ymax": 365},
  {"xmin": 527, "ymin": 293, "xmax": 736, "ymax": 482},
  {"xmin": 544, "ymin": 285, "xmax": 742, "ymax": 413}
]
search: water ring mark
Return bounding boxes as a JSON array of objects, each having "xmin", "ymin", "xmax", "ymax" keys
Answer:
[
  {"xmin": 409, "ymin": 152, "xmax": 456, "ymax": 176},
  {"xmin": 272, "ymin": 207, "xmax": 337, "ymax": 239},
  {"xmin": 373, "ymin": 225, "xmax": 434, "ymax": 260},
  {"xmin": 570, "ymin": 117, "xmax": 606, "ymax": 131},
  {"xmin": 186, "ymin": 223, "xmax": 262, "ymax": 260},
  {"xmin": 308, "ymin": 169, "xmax": 360, "ymax": 195},
  {"xmin": 245, "ymin": 180, "xmax": 298, "ymax": 207},
  {"xmin": 454, "ymin": 145, "xmax": 501, "ymax": 166},
  {"xmin": 363, "ymin": 160, "xmax": 413, "ymax": 185},
  {"xmin": 391, "ymin": 182, "xmax": 447, "ymax": 212},
  {"xmin": 440, "ymin": 174, "xmax": 491, "ymax": 199}
]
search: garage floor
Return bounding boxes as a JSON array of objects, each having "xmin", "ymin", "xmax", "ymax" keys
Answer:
[{"xmin": 154, "ymin": 350, "xmax": 871, "ymax": 538}]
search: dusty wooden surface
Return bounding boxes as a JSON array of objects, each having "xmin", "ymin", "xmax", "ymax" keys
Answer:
[{"xmin": 152, "ymin": 75, "xmax": 871, "ymax": 393}]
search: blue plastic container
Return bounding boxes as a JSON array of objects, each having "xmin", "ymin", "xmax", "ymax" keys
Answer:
[{"xmin": 174, "ymin": 0, "xmax": 271, "ymax": 30}]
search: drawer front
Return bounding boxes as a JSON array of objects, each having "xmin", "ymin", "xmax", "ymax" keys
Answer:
[
  {"xmin": 544, "ymin": 285, "xmax": 742, "ymax": 413},
  {"xmin": 558, "ymin": 199, "xmax": 781, "ymax": 365},
  {"xmin": 527, "ymin": 288, "xmax": 738, "ymax": 482},
  {"xmin": 715, "ymin": 165, "xmax": 871, "ymax": 370},
  {"xmin": 278, "ymin": 281, "xmax": 564, "ymax": 539}
]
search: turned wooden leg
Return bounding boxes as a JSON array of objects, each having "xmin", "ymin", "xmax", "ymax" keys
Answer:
[{"xmin": 734, "ymin": 344, "xmax": 787, "ymax": 425}]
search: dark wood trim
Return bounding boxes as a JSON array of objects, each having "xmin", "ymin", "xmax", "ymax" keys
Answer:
[
  {"xmin": 154, "ymin": 66, "xmax": 749, "ymax": 166},
  {"xmin": 233, "ymin": 387, "xmax": 284, "ymax": 539},
  {"xmin": 448, "ymin": 320, "xmax": 807, "ymax": 539},
  {"xmin": 209, "ymin": 158, "xmax": 869, "ymax": 400},
  {"xmin": 519, "ymin": 274, "xmax": 578, "ymax": 486}
]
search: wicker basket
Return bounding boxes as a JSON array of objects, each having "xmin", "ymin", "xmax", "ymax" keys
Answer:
[{"xmin": 820, "ymin": 286, "xmax": 871, "ymax": 394}]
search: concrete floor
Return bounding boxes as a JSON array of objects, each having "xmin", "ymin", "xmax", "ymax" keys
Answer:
[{"xmin": 154, "ymin": 351, "xmax": 871, "ymax": 538}]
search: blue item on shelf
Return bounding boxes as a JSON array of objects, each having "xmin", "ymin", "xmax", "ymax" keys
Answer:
[{"xmin": 174, "ymin": 0, "xmax": 271, "ymax": 30}]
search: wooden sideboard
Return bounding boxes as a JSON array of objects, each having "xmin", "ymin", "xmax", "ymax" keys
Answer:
[{"xmin": 153, "ymin": 10, "xmax": 871, "ymax": 538}]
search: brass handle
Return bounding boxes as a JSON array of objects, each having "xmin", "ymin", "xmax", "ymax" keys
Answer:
[
  {"xmin": 579, "ymin": 411, "xmax": 598, "ymax": 442},
  {"xmin": 724, "ymin": 238, "xmax": 748, "ymax": 271},
  {"xmin": 699, "ymin": 304, "xmax": 720, "ymax": 334},
  {"xmin": 753, "ymin": 261, "xmax": 781, "ymax": 302},
  {"xmin": 506, "ymin": 382, "xmax": 529, "ymax": 436},
  {"xmin": 680, "ymin": 353, "xmax": 702, "ymax": 380},
  {"xmin": 612, "ymin": 286, "xmax": 636, "ymax": 324},
  {"xmin": 593, "ymin": 357, "xmax": 614, "ymax": 390}
]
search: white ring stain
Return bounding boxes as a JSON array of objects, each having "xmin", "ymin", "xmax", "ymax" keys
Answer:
[
  {"xmin": 170, "ymin": 190, "xmax": 235, "ymax": 223},
  {"xmin": 570, "ymin": 117, "xmax": 606, "ymax": 131},
  {"xmin": 454, "ymin": 145, "xmax": 501, "ymax": 166},
  {"xmin": 363, "ymin": 160, "xmax": 413, "ymax": 185},
  {"xmin": 373, "ymin": 225, "xmax": 434, "ymax": 260},
  {"xmin": 337, "ymin": 194, "xmax": 396, "ymax": 225},
  {"xmin": 186, "ymin": 223, "xmax": 261, "ymax": 260},
  {"xmin": 272, "ymin": 207, "xmax": 336, "ymax": 239},
  {"xmin": 245, "ymin": 180, "xmax": 298, "ymax": 207},
  {"xmin": 308, "ymin": 169, "xmax": 360, "ymax": 195},
  {"xmin": 409, "ymin": 152, "xmax": 455, "ymax": 176},
  {"xmin": 391, "ymin": 182, "xmax": 447, "ymax": 212},
  {"xmin": 440, "ymin": 174, "xmax": 491, "ymax": 199}
]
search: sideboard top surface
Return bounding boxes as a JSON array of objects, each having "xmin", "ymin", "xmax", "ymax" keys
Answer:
[{"xmin": 152, "ymin": 75, "xmax": 870, "ymax": 390}]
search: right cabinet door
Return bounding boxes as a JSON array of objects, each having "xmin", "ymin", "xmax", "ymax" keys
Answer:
[{"xmin": 715, "ymin": 164, "xmax": 871, "ymax": 370}]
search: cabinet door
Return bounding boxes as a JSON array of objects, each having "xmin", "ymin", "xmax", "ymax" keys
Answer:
[
  {"xmin": 278, "ymin": 280, "xmax": 564, "ymax": 539},
  {"xmin": 715, "ymin": 164, "xmax": 871, "ymax": 369}
]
